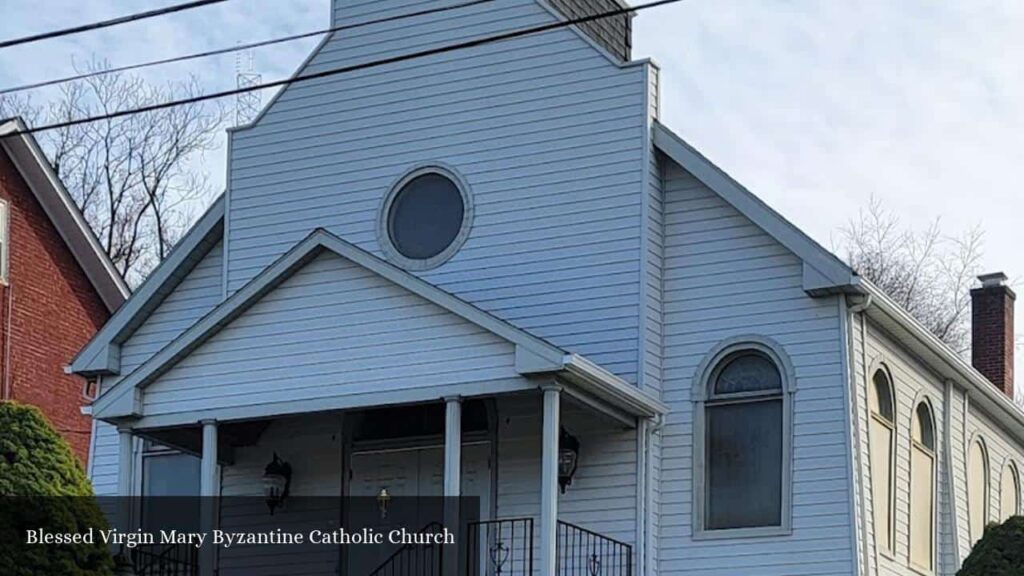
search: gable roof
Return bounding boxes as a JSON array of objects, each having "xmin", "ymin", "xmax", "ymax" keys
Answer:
[
  {"xmin": 93, "ymin": 228, "xmax": 666, "ymax": 421},
  {"xmin": 652, "ymin": 121, "xmax": 862, "ymax": 295},
  {"xmin": 0, "ymin": 118, "xmax": 129, "ymax": 312},
  {"xmin": 70, "ymin": 194, "xmax": 225, "ymax": 376},
  {"xmin": 654, "ymin": 121, "xmax": 1024, "ymax": 439}
]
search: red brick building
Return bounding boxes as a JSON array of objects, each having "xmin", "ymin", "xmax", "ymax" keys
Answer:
[{"xmin": 0, "ymin": 118, "xmax": 128, "ymax": 464}]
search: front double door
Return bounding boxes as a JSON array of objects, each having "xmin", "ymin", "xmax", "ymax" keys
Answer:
[{"xmin": 345, "ymin": 443, "xmax": 491, "ymax": 574}]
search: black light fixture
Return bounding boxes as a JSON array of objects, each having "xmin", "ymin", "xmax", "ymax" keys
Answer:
[
  {"xmin": 558, "ymin": 427, "xmax": 580, "ymax": 493},
  {"xmin": 262, "ymin": 453, "xmax": 292, "ymax": 515}
]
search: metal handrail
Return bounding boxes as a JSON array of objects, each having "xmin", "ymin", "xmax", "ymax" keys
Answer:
[{"xmin": 556, "ymin": 520, "xmax": 633, "ymax": 576}]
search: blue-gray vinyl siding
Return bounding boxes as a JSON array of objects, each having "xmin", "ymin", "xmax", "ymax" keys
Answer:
[
  {"xmin": 658, "ymin": 156, "xmax": 855, "ymax": 575},
  {"xmin": 228, "ymin": 0, "xmax": 650, "ymax": 383},
  {"xmin": 90, "ymin": 241, "xmax": 225, "ymax": 495},
  {"xmin": 142, "ymin": 251, "xmax": 530, "ymax": 418}
]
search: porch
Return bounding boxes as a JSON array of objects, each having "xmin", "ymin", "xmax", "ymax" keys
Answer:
[{"xmin": 116, "ymin": 388, "xmax": 656, "ymax": 576}]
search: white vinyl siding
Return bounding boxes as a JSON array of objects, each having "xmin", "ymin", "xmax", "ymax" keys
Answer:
[
  {"xmin": 227, "ymin": 0, "xmax": 649, "ymax": 383},
  {"xmin": 659, "ymin": 156, "xmax": 854, "ymax": 575}
]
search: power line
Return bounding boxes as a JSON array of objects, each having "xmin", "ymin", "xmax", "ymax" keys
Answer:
[
  {"xmin": 0, "ymin": 0, "xmax": 494, "ymax": 95},
  {"xmin": 7, "ymin": 0, "xmax": 678, "ymax": 137},
  {"xmin": 0, "ymin": 0, "xmax": 232, "ymax": 50}
]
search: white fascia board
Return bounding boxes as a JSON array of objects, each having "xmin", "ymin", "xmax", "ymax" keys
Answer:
[
  {"xmin": 652, "ymin": 122, "xmax": 858, "ymax": 294},
  {"xmin": 861, "ymin": 279, "xmax": 1024, "ymax": 441},
  {"xmin": 70, "ymin": 196, "xmax": 225, "ymax": 376},
  {"xmin": 93, "ymin": 228, "xmax": 569, "ymax": 419},
  {"xmin": 560, "ymin": 353, "xmax": 668, "ymax": 418},
  {"xmin": 0, "ymin": 119, "xmax": 129, "ymax": 310}
]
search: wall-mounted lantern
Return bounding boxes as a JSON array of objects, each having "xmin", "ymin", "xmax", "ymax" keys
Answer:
[
  {"xmin": 559, "ymin": 428, "xmax": 580, "ymax": 493},
  {"xmin": 377, "ymin": 487, "xmax": 392, "ymax": 519},
  {"xmin": 262, "ymin": 453, "xmax": 291, "ymax": 515}
]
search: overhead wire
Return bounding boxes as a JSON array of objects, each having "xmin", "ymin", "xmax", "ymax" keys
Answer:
[
  {"xmin": 0, "ymin": 0, "xmax": 234, "ymax": 49},
  {"xmin": 0, "ymin": 0, "xmax": 495, "ymax": 96},
  {"xmin": 5, "ymin": 0, "xmax": 681, "ymax": 138}
]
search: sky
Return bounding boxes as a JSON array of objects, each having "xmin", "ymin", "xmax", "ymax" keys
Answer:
[{"xmin": 2, "ymin": 0, "xmax": 1022, "ymax": 377}]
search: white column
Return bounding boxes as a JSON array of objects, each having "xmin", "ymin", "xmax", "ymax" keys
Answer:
[
  {"xmin": 540, "ymin": 384, "xmax": 561, "ymax": 576},
  {"xmin": 116, "ymin": 427, "xmax": 134, "ymax": 534},
  {"xmin": 443, "ymin": 397, "xmax": 463, "ymax": 575},
  {"xmin": 199, "ymin": 420, "xmax": 218, "ymax": 576},
  {"xmin": 444, "ymin": 396, "xmax": 463, "ymax": 497},
  {"xmin": 200, "ymin": 420, "xmax": 219, "ymax": 497}
]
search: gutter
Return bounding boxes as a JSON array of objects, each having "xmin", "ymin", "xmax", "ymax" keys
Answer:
[
  {"xmin": 560, "ymin": 353, "xmax": 669, "ymax": 417},
  {"xmin": 860, "ymin": 279, "xmax": 1024, "ymax": 436}
]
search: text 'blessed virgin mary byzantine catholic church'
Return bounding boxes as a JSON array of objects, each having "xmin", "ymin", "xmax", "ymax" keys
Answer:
[{"xmin": 74, "ymin": 1, "xmax": 1023, "ymax": 575}]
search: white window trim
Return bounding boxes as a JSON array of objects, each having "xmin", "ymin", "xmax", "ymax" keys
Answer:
[
  {"xmin": 376, "ymin": 163, "xmax": 474, "ymax": 272},
  {"xmin": 0, "ymin": 198, "xmax": 9, "ymax": 284},
  {"xmin": 967, "ymin": 434, "xmax": 991, "ymax": 545},
  {"xmin": 866, "ymin": 360, "xmax": 898, "ymax": 558},
  {"xmin": 908, "ymin": 398, "xmax": 937, "ymax": 576},
  {"xmin": 1001, "ymin": 459, "xmax": 1020, "ymax": 519},
  {"xmin": 691, "ymin": 335, "xmax": 797, "ymax": 540}
]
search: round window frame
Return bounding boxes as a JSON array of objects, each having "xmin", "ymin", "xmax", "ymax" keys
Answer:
[{"xmin": 377, "ymin": 164, "xmax": 474, "ymax": 271}]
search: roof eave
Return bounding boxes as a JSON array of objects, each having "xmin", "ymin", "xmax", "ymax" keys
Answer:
[
  {"xmin": 0, "ymin": 118, "xmax": 129, "ymax": 311},
  {"xmin": 860, "ymin": 279, "xmax": 1024, "ymax": 441}
]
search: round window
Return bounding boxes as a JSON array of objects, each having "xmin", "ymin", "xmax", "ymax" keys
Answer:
[{"xmin": 378, "ymin": 166, "xmax": 472, "ymax": 270}]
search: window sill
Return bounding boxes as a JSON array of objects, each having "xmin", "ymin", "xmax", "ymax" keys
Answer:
[
  {"xmin": 692, "ymin": 525, "xmax": 792, "ymax": 541},
  {"xmin": 877, "ymin": 548, "xmax": 896, "ymax": 562}
]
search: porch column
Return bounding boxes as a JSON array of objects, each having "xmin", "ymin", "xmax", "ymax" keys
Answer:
[
  {"xmin": 116, "ymin": 427, "xmax": 134, "ymax": 533},
  {"xmin": 443, "ymin": 397, "xmax": 462, "ymax": 576},
  {"xmin": 199, "ymin": 420, "xmax": 218, "ymax": 576},
  {"xmin": 540, "ymin": 384, "xmax": 561, "ymax": 576},
  {"xmin": 444, "ymin": 396, "xmax": 462, "ymax": 497}
]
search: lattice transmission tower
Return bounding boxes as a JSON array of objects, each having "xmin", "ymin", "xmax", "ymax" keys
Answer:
[{"xmin": 235, "ymin": 49, "xmax": 262, "ymax": 125}]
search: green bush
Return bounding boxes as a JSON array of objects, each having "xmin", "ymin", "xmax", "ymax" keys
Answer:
[
  {"xmin": 0, "ymin": 401, "xmax": 113, "ymax": 575},
  {"xmin": 958, "ymin": 516, "xmax": 1024, "ymax": 575}
]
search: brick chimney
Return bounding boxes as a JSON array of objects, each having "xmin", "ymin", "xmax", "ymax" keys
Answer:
[{"xmin": 971, "ymin": 272, "xmax": 1015, "ymax": 398}]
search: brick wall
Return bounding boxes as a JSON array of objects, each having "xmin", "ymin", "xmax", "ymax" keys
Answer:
[
  {"xmin": 0, "ymin": 148, "xmax": 110, "ymax": 465},
  {"xmin": 548, "ymin": 0, "xmax": 633, "ymax": 61},
  {"xmin": 971, "ymin": 283, "xmax": 1016, "ymax": 399}
]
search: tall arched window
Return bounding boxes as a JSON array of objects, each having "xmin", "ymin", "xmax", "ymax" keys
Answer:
[
  {"xmin": 969, "ymin": 438, "xmax": 990, "ymax": 544},
  {"xmin": 868, "ymin": 368, "xmax": 896, "ymax": 553},
  {"xmin": 1000, "ymin": 461, "xmax": 1020, "ymax": 521},
  {"xmin": 909, "ymin": 402, "xmax": 936, "ymax": 572},
  {"xmin": 701, "ymin": 349, "xmax": 787, "ymax": 533}
]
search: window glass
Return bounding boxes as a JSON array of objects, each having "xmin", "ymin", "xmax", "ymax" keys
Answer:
[
  {"xmin": 870, "ymin": 371, "xmax": 894, "ymax": 422},
  {"xmin": 1001, "ymin": 465, "xmax": 1020, "ymax": 520},
  {"xmin": 706, "ymin": 399, "xmax": 783, "ymax": 529},
  {"xmin": 142, "ymin": 450, "xmax": 201, "ymax": 532},
  {"xmin": 704, "ymin": 349, "xmax": 785, "ymax": 531},
  {"xmin": 969, "ymin": 440, "xmax": 989, "ymax": 543},
  {"xmin": 869, "ymin": 370, "xmax": 895, "ymax": 552},
  {"xmin": 713, "ymin": 352, "xmax": 781, "ymax": 395},
  {"xmin": 910, "ymin": 404, "xmax": 935, "ymax": 571},
  {"xmin": 387, "ymin": 173, "xmax": 465, "ymax": 260}
]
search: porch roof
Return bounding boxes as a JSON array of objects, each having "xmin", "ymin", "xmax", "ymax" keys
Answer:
[{"xmin": 93, "ymin": 228, "xmax": 665, "ymax": 426}]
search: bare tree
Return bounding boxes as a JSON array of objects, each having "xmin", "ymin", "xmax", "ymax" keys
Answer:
[
  {"xmin": 1, "ymin": 60, "xmax": 227, "ymax": 285},
  {"xmin": 836, "ymin": 197, "xmax": 984, "ymax": 355}
]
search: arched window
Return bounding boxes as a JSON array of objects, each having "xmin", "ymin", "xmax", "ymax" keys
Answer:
[
  {"xmin": 909, "ymin": 402, "xmax": 936, "ymax": 572},
  {"xmin": 1000, "ymin": 461, "xmax": 1020, "ymax": 521},
  {"xmin": 968, "ymin": 438, "xmax": 990, "ymax": 544},
  {"xmin": 868, "ymin": 368, "xmax": 896, "ymax": 553},
  {"xmin": 701, "ymin": 349, "xmax": 787, "ymax": 533}
]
